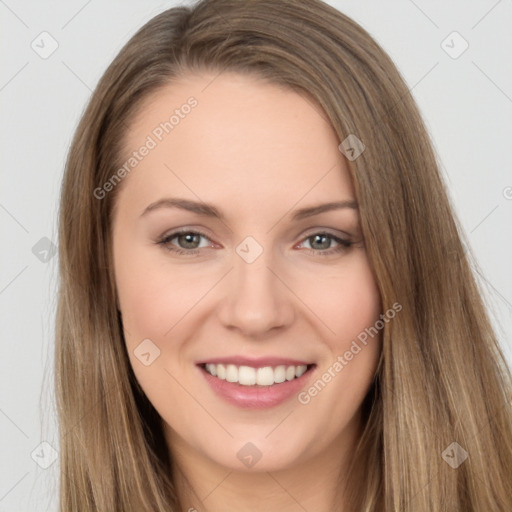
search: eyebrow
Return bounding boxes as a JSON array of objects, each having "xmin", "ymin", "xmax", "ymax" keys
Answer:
[{"xmin": 140, "ymin": 197, "xmax": 358, "ymax": 221}]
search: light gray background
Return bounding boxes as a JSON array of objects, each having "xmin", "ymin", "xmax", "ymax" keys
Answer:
[{"xmin": 1, "ymin": 1, "xmax": 511, "ymax": 510}]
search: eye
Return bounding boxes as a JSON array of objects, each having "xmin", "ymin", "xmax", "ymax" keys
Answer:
[
  {"xmin": 297, "ymin": 232, "xmax": 353, "ymax": 256},
  {"xmin": 156, "ymin": 229, "xmax": 354, "ymax": 257},
  {"xmin": 157, "ymin": 229, "xmax": 213, "ymax": 256}
]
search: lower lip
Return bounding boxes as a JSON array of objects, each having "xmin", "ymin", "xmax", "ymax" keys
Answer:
[{"xmin": 198, "ymin": 364, "xmax": 316, "ymax": 409}]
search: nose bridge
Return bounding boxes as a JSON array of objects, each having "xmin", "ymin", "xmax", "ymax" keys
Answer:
[{"xmin": 217, "ymin": 238, "xmax": 294, "ymax": 335}]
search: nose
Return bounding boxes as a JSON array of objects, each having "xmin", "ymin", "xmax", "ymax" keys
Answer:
[{"xmin": 216, "ymin": 248, "xmax": 295, "ymax": 338}]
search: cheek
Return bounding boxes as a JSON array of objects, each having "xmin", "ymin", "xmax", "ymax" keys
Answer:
[
  {"xmin": 335, "ymin": 263, "xmax": 381, "ymax": 343},
  {"xmin": 296, "ymin": 256, "xmax": 382, "ymax": 413},
  {"xmin": 332, "ymin": 260, "xmax": 382, "ymax": 380},
  {"xmin": 113, "ymin": 243, "xmax": 194, "ymax": 408},
  {"xmin": 117, "ymin": 271, "xmax": 179, "ymax": 342},
  {"xmin": 296, "ymin": 255, "xmax": 382, "ymax": 346},
  {"xmin": 113, "ymin": 238, "xmax": 205, "ymax": 343}
]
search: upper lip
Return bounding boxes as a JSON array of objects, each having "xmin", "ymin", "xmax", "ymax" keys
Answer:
[{"xmin": 196, "ymin": 356, "xmax": 314, "ymax": 368}]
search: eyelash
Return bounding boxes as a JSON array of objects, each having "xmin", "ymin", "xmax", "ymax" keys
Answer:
[{"xmin": 156, "ymin": 228, "xmax": 353, "ymax": 257}]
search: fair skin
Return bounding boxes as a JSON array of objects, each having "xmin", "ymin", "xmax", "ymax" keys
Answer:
[{"xmin": 112, "ymin": 71, "xmax": 382, "ymax": 512}]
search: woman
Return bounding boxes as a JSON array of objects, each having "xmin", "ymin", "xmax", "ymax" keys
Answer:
[{"xmin": 55, "ymin": 0, "xmax": 512, "ymax": 510}]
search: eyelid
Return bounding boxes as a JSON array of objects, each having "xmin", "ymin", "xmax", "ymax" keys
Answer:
[{"xmin": 299, "ymin": 226, "xmax": 353, "ymax": 239}]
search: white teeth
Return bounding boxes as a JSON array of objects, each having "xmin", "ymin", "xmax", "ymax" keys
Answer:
[
  {"xmin": 239, "ymin": 366, "xmax": 256, "ymax": 385},
  {"xmin": 274, "ymin": 365, "xmax": 286, "ymax": 384},
  {"xmin": 206, "ymin": 363, "xmax": 217, "ymax": 377},
  {"xmin": 295, "ymin": 365, "xmax": 307, "ymax": 378},
  {"xmin": 216, "ymin": 364, "xmax": 226, "ymax": 380},
  {"xmin": 256, "ymin": 367, "xmax": 274, "ymax": 386},
  {"xmin": 204, "ymin": 363, "xmax": 309, "ymax": 386},
  {"xmin": 225, "ymin": 364, "xmax": 238, "ymax": 382}
]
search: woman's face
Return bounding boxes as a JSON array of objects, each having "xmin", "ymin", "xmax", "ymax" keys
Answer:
[{"xmin": 112, "ymin": 72, "xmax": 382, "ymax": 472}]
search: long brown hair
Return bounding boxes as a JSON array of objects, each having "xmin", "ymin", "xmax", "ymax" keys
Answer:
[{"xmin": 56, "ymin": 0, "xmax": 512, "ymax": 510}]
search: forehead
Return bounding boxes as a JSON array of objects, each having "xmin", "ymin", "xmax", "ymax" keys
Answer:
[{"xmin": 117, "ymin": 72, "xmax": 355, "ymax": 218}]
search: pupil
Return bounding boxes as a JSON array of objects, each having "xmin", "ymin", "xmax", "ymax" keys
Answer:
[
  {"xmin": 179, "ymin": 233, "xmax": 199, "ymax": 249},
  {"xmin": 312, "ymin": 234, "xmax": 330, "ymax": 250}
]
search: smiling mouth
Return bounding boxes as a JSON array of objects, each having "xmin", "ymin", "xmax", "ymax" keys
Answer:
[{"xmin": 199, "ymin": 363, "xmax": 316, "ymax": 387}]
